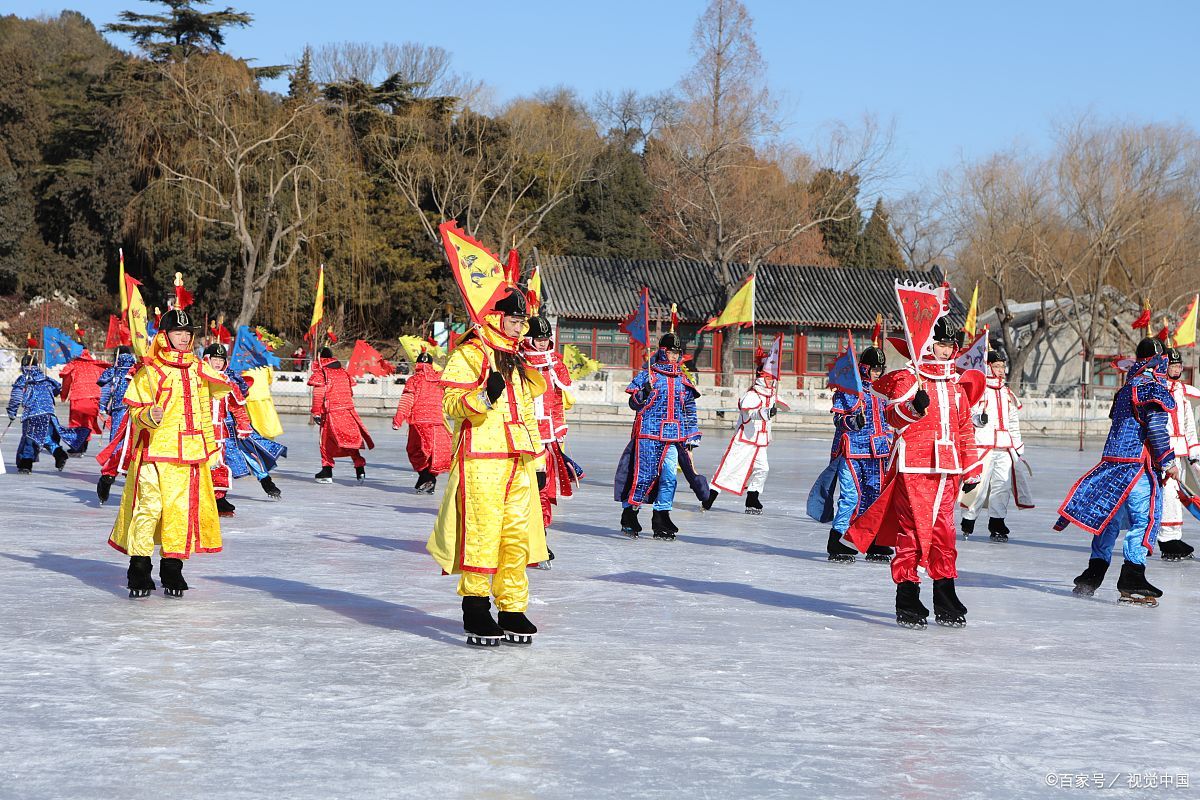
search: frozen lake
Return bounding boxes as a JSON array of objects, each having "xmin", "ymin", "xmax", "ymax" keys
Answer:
[{"xmin": 0, "ymin": 416, "xmax": 1196, "ymax": 799}]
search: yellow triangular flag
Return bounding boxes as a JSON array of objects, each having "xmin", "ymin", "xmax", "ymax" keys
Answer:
[
  {"xmin": 702, "ymin": 274, "xmax": 756, "ymax": 330},
  {"xmin": 306, "ymin": 264, "xmax": 325, "ymax": 343},
  {"xmin": 1174, "ymin": 294, "xmax": 1198, "ymax": 348},
  {"xmin": 964, "ymin": 282, "xmax": 979, "ymax": 336},
  {"xmin": 118, "ymin": 248, "xmax": 128, "ymax": 315}
]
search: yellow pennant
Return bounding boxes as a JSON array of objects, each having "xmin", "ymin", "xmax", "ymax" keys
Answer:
[
  {"xmin": 1174, "ymin": 294, "xmax": 1198, "ymax": 348},
  {"xmin": 964, "ymin": 282, "xmax": 979, "ymax": 336},
  {"xmin": 702, "ymin": 273, "xmax": 756, "ymax": 330},
  {"xmin": 439, "ymin": 221, "xmax": 507, "ymax": 325}
]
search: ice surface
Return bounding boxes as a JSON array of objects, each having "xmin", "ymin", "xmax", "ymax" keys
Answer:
[{"xmin": 0, "ymin": 418, "xmax": 1197, "ymax": 799}]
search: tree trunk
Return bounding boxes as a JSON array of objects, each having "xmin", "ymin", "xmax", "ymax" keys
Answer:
[{"xmin": 234, "ymin": 256, "xmax": 263, "ymax": 329}]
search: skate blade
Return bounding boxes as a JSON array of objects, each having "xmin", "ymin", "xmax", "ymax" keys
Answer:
[
  {"xmin": 466, "ymin": 634, "xmax": 502, "ymax": 647},
  {"xmin": 163, "ymin": 588, "xmax": 184, "ymax": 598},
  {"xmin": 864, "ymin": 555, "xmax": 893, "ymax": 563},
  {"xmin": 744, "ymin": 509, "xmax": 763, "ymax": 515},
  {"xmin": 989, "ymin": 536, "xmax": 1009, "ymax": 543},
  {"xmin": 531, "ymin": 562, "xmax": 552, "ymax": 571},
  {"xmin": 827, "ymin": 555, "xmax": 856, "ymax": 564},
  {"xmin": 896, "ymin": 618, "xmax": 927, "ymax": 630},
  {"xmin": 652, "ymin": 533, "xmax": 676, "ymax": 541},
  {"xmin": 1161, "ymin": 555, "xmax": 1193, "ymax": 562},
  {"xmin": 502, "ymin": 633, "xmax": 535, "ymax": 645},
  {"xmin": 217, "ymin": 511, "xmax": 235, "ymax": 518},
  {"xmin": 1072, "ymin": 585, "xmax": 1098, "ymax": 597},
  {"xmin": 1118, "ymin": 593, "xmax": 1159, "ymax": 607},
  {"xmin": 935, "ymin": 617, "xmax": 967, "ymax": 628},
  {"xmin": 128, "ymin": 589, "xmax": 152, "ymax": 599},
  {"xmin": 620, "ymin": 529, "xmax": 640, "ymax": 539},
  {"xmin": 315, "ymin": 478, "xmax": 333, "ymax": 484}
]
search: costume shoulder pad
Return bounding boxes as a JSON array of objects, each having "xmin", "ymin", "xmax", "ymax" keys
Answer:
[{"xmin": 1133, "ymin": 379, "xmax": 1175, "ymax": 412}]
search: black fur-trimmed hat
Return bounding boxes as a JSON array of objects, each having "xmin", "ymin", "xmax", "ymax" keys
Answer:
[
  {"xmin": 159, "ymin": 308, "xmax": 196, "ymax": 333},
  {"xmin": 931, "ymin": 317, "xmax": 964, "ymax": 348},
  {"xmin": 1135, "ymin": 337, "xmax": 1165, "ymax": 360},
  {"xmin": 492, "ymin": 287, "xmax": 528, "ymax": 317},
  {"xmin": 203, "ymin": 343, "xmax": 229, "ymax": 360}
]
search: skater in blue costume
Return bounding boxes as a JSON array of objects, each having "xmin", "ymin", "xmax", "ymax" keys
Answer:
[
  {"xmin": 1056, "ymin": 337, "xmax": 1178, "ymax": 606},
  {"xmin": 807, "ymin": 346, "xmax": 893, "ymax": 563},
  {"xmin": 614, "ymin": 333, "xmax": 702, "ymax": 540},
  {"xmin": 6, "ymin": 353, "xmax": 89, "ymax": 473}
]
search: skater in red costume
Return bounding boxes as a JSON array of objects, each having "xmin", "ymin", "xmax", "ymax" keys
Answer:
[
  {"xmin": 848, "ymin": 315, "xmax": 982, "ymax": 629},
  {"xmin": 392, "ymin": 349, "xmax": 452, "ymax": 494},
  {"xmin": 309, "ymin": 347, "xmax": 374, "ymax": 484}
]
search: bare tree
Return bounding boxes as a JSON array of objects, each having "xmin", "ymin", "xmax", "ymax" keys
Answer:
[
  {"xmin": 888, "ymin": 190, "xmax": 955, "ymax": 271},
  {"xmin": 125, "ymin": 55, "xmax": 346, "ymax": 327},
  {"xmin": 644, "ymin": 0, "xmax": 889, "ymax": 383},
  {"xmin": 310, "ymin": 41, "xmax": 486, "ymax": 106},
  {"xmin": 371, "ymin": 95, "xmax": 605, "ymax": 251}
]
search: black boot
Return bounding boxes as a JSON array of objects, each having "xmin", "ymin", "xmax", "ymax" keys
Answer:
[
  {"xmin": 462, "ymin": 596, "xmax": 503, "ymax": 647},
  {"xmin": 16, "ymin": 458, "xmax": 34, "ymax": 474},
  {"xmin": 651, "ymin": 510, "xmax": 677, "ymax": 540},
  {"xmin": 960, "ymin": 517, "xmax": 975, "ymax": 538},
  {"xmin": 620, "ymin": 506, "xmax": 642, "ymax": 538},
  {"xmin": 744, "ymin": 491, "xmax": 763, "ymax": 515},
  {"xmin": 895, "ymin": 581, "xmax": 928, "ymax": 629},
  {"xmin": 215, "ymin": 496, "xmax": 236, "ymax": 517},
  {"xmin": 1117, "ymin": 560, "xmax": 1162, "ymax": 606},
  {"xmin": 1159, "ymin": 539, "xmax": 1195, "ymax": 562},
  {"xmin": 259, "ymin": 476, "xmax": 282, "ymax": 500},
  {"xmin": 159, "ymin": 557, "xmax": 188, "ymax": 598},
  {"xmin": 497, "ymin": 610, "xmax": 538, "ymax": 644},
  {"xmin": 127, "ymin": 555, "xmax": 155, "ymax": 599},
  {"xmin": 865, "ymin": 542, "xmax": 894, "ymax": 563},
  {"xmin": 1072, "ymin": 558, "xmax": 1109, "ymax": 596},
  {"xmin": 932, "ymin": 578, "xmax": 967, "ymax": 627},
  {"xmin": 827, "ymin": 529, "xmax": 857, "ymax": 563},
  {"xmin": 702, "ymin": 489, "xmax": 719, "ymax": 511},
  {"xmin": 415, "ymin": 470, "xmax": 436, "ymax": 494},
  {"xmin": 314, "ymin": 466, "xmax": 333, "ymax": 484},
  {"xmin": 355, "ymin": 465, "xmax": 366, "ymax": 484},
  {"xmin": 988, "ymin": 517, "xmax": 1010, "ymax": 543},
  {"xmin": 414, "ymin": 470, "xmax": 428, "ymax": 490},
  {"xmin": 53, "ymin": 447, "xmax": 68, "ymax": 471},
  {"xmin": 97, "ymin": 474, "xmax": 116, "ymax": 504}
]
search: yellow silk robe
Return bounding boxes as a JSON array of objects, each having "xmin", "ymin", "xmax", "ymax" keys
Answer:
[
  {"xmin": 108, "ymin": 335, "xmax": 234, "ymax": 559},
  {"xmin": 427, "ymin": 336, "xmax": 549, "ymax": 577}
]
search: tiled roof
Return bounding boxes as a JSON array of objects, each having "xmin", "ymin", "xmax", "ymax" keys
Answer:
[{"xmin": 539, "ymin": 256, "xmax": 964, "ymax": 329}]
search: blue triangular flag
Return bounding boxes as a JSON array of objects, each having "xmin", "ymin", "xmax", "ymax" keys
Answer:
[
  {"xmin": 229, "ymin": 326, "xmax": 282, "ymax": 374},
  {"xmin": 827, "ymin": 332, "xmax": 863, "ymax": 395},
  {"xmin": 42, "ymin": 327, "xmax": 84, "ymax": 368},
  {"xmin": 619, "ymin": 286, "xmax": 651, "ymax": 348}
]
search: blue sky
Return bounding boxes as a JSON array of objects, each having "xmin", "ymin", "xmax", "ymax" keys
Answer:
[{"xmin": 13, "ymin": 0, "xmax": 1200, "ymax": 197}]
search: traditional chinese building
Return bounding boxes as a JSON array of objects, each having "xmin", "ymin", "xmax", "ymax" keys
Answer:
[{"xmin": 539, "ymin": 255, "xmax": 963, "ymax": 386}]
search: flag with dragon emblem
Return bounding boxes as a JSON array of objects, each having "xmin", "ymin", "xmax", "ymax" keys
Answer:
[{"xmin": 439, "ymin": 221, "xmax": 509, "ymax": 325}]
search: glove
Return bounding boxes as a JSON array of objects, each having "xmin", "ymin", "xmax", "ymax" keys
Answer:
[
  {"xmin": 847, "ymin": 411, "xmax": 866, "ymax": 431},
  {"xmin": 311, "ymin": 414, "xmax": 323, "ymax": 426},
  {"xmin": 485, "ymin": 370, "xmax": 506, "ymax": 404},
  {"xmin": 961, "ymin": 480, "xmax": 979, "ymax": 494},
  {"xmin": 1190, "ymin": 458, "xmax": 1199, "ymax": 466},
  {"xmin": 912, "ymin": 389, "xmax": 930, "ymax": 414},
  {"xmin": 685, "ymin": 442, "xmax": 698, "ymax": 452},
  {"xmin": 977, "ymin": 411, "xmax": 989, "ymax": 426},
  {"xmin": 635, "ymin": 384, "xmax": 651, "ymax": 403},
  {"xmin": 769, "ymin": 407, "xmax": 778, "ymax": 418},
  {"xmin": 536, "ymin": 472, "xmax": 547, "ymax": 491}
]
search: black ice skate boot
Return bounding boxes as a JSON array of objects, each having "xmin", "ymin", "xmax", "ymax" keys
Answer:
[
  {"xmin": 259, "ymin": 476, "xmax": 282, "ymax": 500},
  {"xmin": 744, "ymin": 491, "xmax": 763, "ymax": 515},
  {"xmin": 1072, "ymin": 558, "xmax": 1109, "ymax": 597},
  {"xmin": 16, "ymin": 458, "xmax": 34, "ymax": 474},
  {"xmin": 96, "ymin": 474, "xmax": 116, "ymax": 504},
  {"xmin": 314, "ymin": 466, "xmax": 333, "ymax": 484},
  {"xmin": 215, "ymin": 496, "xmax": 236, "ymax": 517},
  {"xmin": 702, "ymin": 489, "xmax": 719, "ymax": 511},
  {"xmin": 53, "ymin": 447, "xmax": 68, "ymax": 471},
  {"xmin": 895, "ymin": 581, "xmax": 928, "ymax": 629},
  {"xmin": 423, "ymin": 476, "xmax": 437, "ymax": 494},
  {"xmin": 827, "ymin": 529, "xmax": 857, "ymax": 563},
  {"xmin": 159, "ymin": 557, "xmax": 188, "ymax": 598},
  {"xmin": 1117, "ymin": 560, "xmax": 1162, "ymax": 607},
  {"xmin": 960, "ymin": 517, "xmax": 975, "ymax": 539},
  {"xmin": 988, "ymin": 517, "xmax": 1010, "ymax": 543},
  {"xmin": 127, "ymin": 555, "xmax": 156, "ymax": 599},
  {"xmin": 932, "ymin": 578, "xmax": 967, "ymax": 627},
  {"xmin": 620, "ymin": 506, "xmax": 642, "ymax": 538},
  {"xmin": 1159, "ymin": 540, "xmax": 1195, "ymax": 562},
  {"xmin": 462, "ymin": 596, "xmax": 503, "ymax": 647},
  {"xmin": 497, "ymin": 610, "xmax": 538, "ymax": 645},
  {"xmin": 355, "ymin": 465, "xmax": 366, "ymax": 484},
  {"xmin": 865, "ymin": 542, "xmax": 894, "ymax": 563},
  {"xmin": 651, "ymin": 510, "xmax": 677, "ymax": 540}
]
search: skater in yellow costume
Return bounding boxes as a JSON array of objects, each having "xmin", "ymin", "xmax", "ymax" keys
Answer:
[
  {"xmin": 107, "ymin": 309, "xmax": 234, "ymax": 599},
  {"xmin": 427, "ymin": 287, "xmax": 550, "ymax": 646}
]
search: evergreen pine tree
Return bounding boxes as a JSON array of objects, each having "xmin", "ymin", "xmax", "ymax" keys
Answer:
[
  {"xmin": 854, "ymin": 198, "xmax": 906, "ymax": 269},
  {"xmin": 105, "ymin": 0, "xmax": 252, "ymax": 62},
  {"xmin": 809, "ymin": 168, "xmax": 863, "ymax": 266}
]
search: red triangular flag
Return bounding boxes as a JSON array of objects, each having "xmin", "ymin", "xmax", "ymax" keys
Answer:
[{"xmin": 346, "ymin": 339, "xmax": 395, "ymax": 379}]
